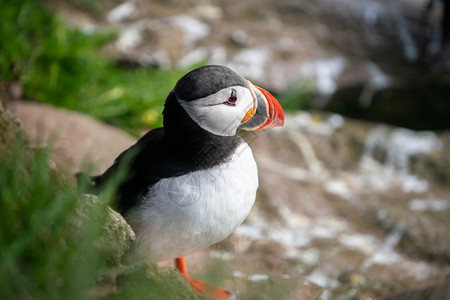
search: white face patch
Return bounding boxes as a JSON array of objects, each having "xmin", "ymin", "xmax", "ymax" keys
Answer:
[{"xmin": 178, "ymin": 85, "xmax": 253, "ymax": 136}]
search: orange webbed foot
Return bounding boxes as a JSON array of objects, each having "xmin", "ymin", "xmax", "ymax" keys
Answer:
[
  {"xmin": 175, "ymin": 257, "xmax": 231, "ymax": 300},
  {"xmin": 184, "ymin": 274, "xmax": 231, "ymax": 300}
]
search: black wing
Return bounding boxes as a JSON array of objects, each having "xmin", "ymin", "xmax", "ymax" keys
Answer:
[{"xmin": 91, "ymin": 127, "xmax": 196, "ymax": 214}]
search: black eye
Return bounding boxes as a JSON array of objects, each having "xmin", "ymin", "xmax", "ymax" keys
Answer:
[{"xmin": 224, "ymin": 89, "xmax": 237, "ymax": 106}]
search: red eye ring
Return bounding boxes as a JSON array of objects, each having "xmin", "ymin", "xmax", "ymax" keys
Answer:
[{"xmin": 224, "ymin": 89, "xmax": 237, "ymax": 106}]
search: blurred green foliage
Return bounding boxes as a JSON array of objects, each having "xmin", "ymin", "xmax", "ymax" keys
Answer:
[
  {"xmin": 0, "ymin": 0, "xmax": 185, "ymax": 135},
  {"xmin": 0, "ymin": 139, "xmax": 99, "ymax": 299},
  {"xmin": 276, "ymin": 82, "xmax": 312, "ymax": 112}
]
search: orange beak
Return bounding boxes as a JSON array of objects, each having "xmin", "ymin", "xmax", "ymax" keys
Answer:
[{"xmin": 239, "ymin": 80, "xmax": 285, "ymax": 131}]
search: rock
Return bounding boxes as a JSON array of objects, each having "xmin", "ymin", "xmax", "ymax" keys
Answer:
[
  {"xmin": 75, "ymin": 194, "xmax": 196, "ymax": 299},
  {"xmin": 384, "ymin": 281, "xmax": 450, "ymax": 300},
  {"xmin": 113, "ymin": 262, "xmax": 196, "ymax": 300},
  {"xmin": 222, "ymin": 111, "xmax": 450, "ymax": 298},
  {"xmin": 74, "ymin": 194, "xmax": 135, "ymax": 268},
  {"xmin": 230, "ymin": 30, "xmax": 248, "ymax": 46},
  {"xmin": 0, "ymin": 101, "xmax": 25, "ymax": 149},
  {"xmin": 107, "ymin": 1, "xmax": 137, "ymax": 23},
  {"xmin": 139, "ymin": 50, "xmax": 171, "ymax": 68},
  {"xmin": 6, "ymin": 100, "xmax": 136, "ymax": 177},
  {"xmin": 228, "ymin": 47, "xmax": 271, "ymax": 82},
  {"xmin": 116, "ymin": 22, "xmax": 145, "ymax": 51},
  {"xmin": 165, "ymin": 15, "xmax": 210, "ymax": 49},
  {"xmin": 176, "ymin": 48, "xmax": 209, "ymax": 69},
  {"xmin": 193, "ymin": 4, "xmax": 223, "ymax": 20},
  {"xmin": 299, "ymin": 57, "xmax": 348, "ymax": 97}
]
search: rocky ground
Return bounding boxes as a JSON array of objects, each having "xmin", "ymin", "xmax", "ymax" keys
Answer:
[
  {"xmin": 6, "ymin": 100, "xmax": 450, "ymax": 299},
  {"xmin": 226, "ymin": 112, "xmax": 450, "ymax": 299},
  {"xmin": 56, "ymin": 0, "xmax": 443, "ymax": 90}
]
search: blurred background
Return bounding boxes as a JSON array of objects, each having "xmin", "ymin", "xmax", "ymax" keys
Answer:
[{"xmin": 1, "ymin": 0, "xmax": 449, "ymax": 299}]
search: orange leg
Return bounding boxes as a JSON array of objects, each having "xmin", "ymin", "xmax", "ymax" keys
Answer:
[{"xmin": 175, "ymin": 257, "xmax": 230, "ymax": 300}]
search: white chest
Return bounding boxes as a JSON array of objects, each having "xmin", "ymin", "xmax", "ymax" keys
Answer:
[{"xmin": 130, "ymin": 142, "xmax": 258, "ymax": 262}]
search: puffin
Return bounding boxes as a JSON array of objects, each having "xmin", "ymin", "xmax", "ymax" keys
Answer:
[{"xmin": 80, "ymin": 65, "xmax": 284, "ymax": 299}]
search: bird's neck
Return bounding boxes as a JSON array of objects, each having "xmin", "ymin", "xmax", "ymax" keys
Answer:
[{"xmin": 163, "ymin": 92, "xmax": 242, "ymax": 168}]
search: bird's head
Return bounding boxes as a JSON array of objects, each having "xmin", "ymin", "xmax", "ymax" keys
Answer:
[{"xmin": 167, "ymin": 65, "xmax": 284, "ymax": 136}]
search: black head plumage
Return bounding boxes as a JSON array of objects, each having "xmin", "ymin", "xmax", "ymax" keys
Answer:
[{"xmin": 172, "ymin": 65, "xmax": 248, "ymax": 102}]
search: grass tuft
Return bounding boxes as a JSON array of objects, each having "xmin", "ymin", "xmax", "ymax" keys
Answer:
[{"xmin": 0, "ymin": 140, "xmax": 97, "ymax": 299}]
